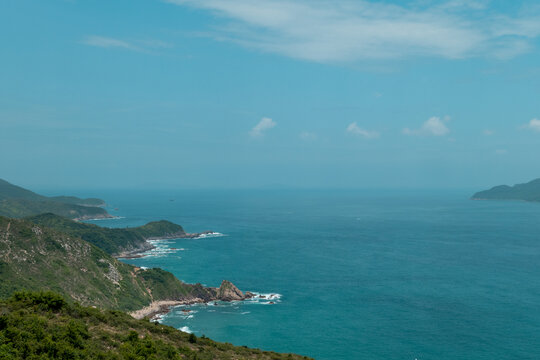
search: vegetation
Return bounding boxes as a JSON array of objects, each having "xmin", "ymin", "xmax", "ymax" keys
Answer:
[
  {"xmin": 0, "ymin": 216, "xmax": 212, "ymax": 311},
  {"xmin": 0, "ymin": 181, "xmax": 309, "ymax": 358},
  {"xmin": 47, "ymin": 196, "xmax": 105, "ymax": 207},
  {"xmin": 0, "ymin": 198, "xmax": 109, "ymax": 221},
  {"xmin": 0, "ymin": 291, "xmax": 312, "ymax": 359},
  {"xmin": 472, "ymin": 178, "xmax": 540, "ymax": 202},
  {"xmin": 0, "ymin": 179, "xmax": 109, "ymax": 220},
  {"xmin": 27, "ymin": 213, "xmax": 186, "ymax": 256}
]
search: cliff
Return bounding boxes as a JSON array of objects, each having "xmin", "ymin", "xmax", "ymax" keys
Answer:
[{"xmin": 0, "ymin": 216, "xmax": 250, "ymax": 312}]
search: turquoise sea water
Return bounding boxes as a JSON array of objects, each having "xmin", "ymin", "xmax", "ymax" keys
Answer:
[{"xmin": 87, "ymin": 189, "xmax": 540, "ymax": 360}]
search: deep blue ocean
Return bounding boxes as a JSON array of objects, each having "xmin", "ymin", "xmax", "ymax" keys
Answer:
[{"xmin": 85, "ymin": 189, "xmax": 540, "ymax": 360}]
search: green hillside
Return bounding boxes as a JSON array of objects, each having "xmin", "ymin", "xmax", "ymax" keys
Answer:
[
  {"xmin": 0, "ymin": 291, "xmax": 311, "ymax": 359},
  {"xmin": 472, "ymin": 178, "xmax": 540, "ymax": 202},
  {"xmin": 48, "ymin": 195, "xmax": 105, "ymax": 206},
  {"xmin": 27, "ymin": 213, "xmax": 186, "ymax": 256},
  {"xmin": 0, "ymin": 179, "xmax": 110, "ymax": 220},
  {"xmin": 0, "ymin": 216, "xmax": 231, "ymax": 312}
]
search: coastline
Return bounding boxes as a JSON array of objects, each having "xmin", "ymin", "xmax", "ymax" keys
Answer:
[
  {"xmin": 145, "ymin": 230, "xmax": 217, "ymax": 241},
  {"xmin": 115, "ymin": 242, "xmax": 156, "ymax": 259},
  {"xmin": 74, "ymin": 214, "xmax": 116, "ymax": 222},
  {"xmin": 115, "ymin": 231, "xmax": 222, "ymax": 259},
  {"xmin": 130, "ymin": 299, "xmax": 205, "ymax": 320},
  {"xmin": 129, "ymin": 280, "xmax": 256, "ymax": 320},
  {"xmin": 471, "ymin": 197, "xmax": 538, "ymax": 203}
]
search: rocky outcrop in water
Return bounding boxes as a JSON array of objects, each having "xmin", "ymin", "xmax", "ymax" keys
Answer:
[{"xmin": 215, "ymin": 280, "xmax": 252, "ymax": 301}]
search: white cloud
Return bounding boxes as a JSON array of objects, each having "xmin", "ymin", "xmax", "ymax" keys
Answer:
[
  {"xmin": 495, "ymin": 149, "xmax": 508, "ymax": 155},
  {"xmin": 299, "ymin": 131, "xmax": 317, "ymax": 141},
  {"xmin": 403, "ymin": 116, "xmax": 450, "ymax": 136},
  {"xmin": 83, "ymin": 36, "xmax": 135, "ymax": 50},
  {"xmin": 522, "ymin": 118, "xmax": 540, "ymax": 132},
  {"xmin": 250, "ymin": 117, "xmax": 276, "ymax": 137},
  {"xmin": 346, "ymin": 122, "xmax": 379, "ymax": 139},
  {"xmin": 483, "ymin": 129, "xmax": 494, "ymax": 136},
  {"xmin": 165, "ymin": 0, "xmax": 540, "ymax": 62},
  {"xmin": 82, "ymin": 36, "xmax": 173, "ymax": 52}
]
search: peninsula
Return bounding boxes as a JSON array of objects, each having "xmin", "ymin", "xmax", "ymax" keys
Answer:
[
  {"xmin": 472, "ymin": 177, "xmax": 540, "ymax": 202},
  {"xmin": 0, "ymin": 178, "xmax": 112, "ymax": 220},
  {"xmin": 0, "ymin": 216, "xmax": 252, "ymax": 312},
  {"xmin": 27, "ymin": 213, "xmax": 215, "ymax": 257},
  {"xmin": 0, "ymin": 181, "xmax": 310, "ymax": 358}
]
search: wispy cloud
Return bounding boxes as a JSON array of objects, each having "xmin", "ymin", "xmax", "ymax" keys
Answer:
[
  {"xmin": 346, "ymin": 122, "xmax": 379, "ymax": 139},
  {"xmin": 299, "ymin": 131, "xmax": 317, "ymax": 141},
  {"xmin": 495, "ymin": 149, "xmax": 508, "ymax": 155},
  {"xmin": 165, "ymin": 0, "xmax": 540, "ymax": 62},
  {"xmin": 82, "ymin": 36, "xmax": 173, "ymax": 52},
  {"xmin": 404, "ymin": 116, "xmax": 450, "ymax": 136},
  {"xmin": 483, "ymin": 129, "xmax": 494, "ymax": 136},
  {"xmin": 83, "ymin": 36, "xmax": 135, "ymax": 50},
  {"xmin": 522, "ymin": 118, "xmax": 540, "ymax": 132},
  {"xmin": 250, "ymin": 117, "xmax": 276, "ymax": 137}
]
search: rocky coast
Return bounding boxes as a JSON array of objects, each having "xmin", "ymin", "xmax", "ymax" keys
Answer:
[
  {"xmin": 115, "ymin": 230, "xmax": 218, "ymax": 259},
  {"xmin": 129, "ymin": 280, "xmax": 254, "ymax": 320}
]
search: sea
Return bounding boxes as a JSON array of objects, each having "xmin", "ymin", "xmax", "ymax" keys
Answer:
[{"xmin": 83, "ymin": 189, "xmax": 540, "ymax": 360}]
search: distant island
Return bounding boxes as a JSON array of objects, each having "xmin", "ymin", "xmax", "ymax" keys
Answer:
[
  {"xmin": 472, "ymin": 178, "xmax": 540, "ymax": 202},
  {"xmin": 0, "ymin": 178, "xmax": 112, "ymax": 220}
]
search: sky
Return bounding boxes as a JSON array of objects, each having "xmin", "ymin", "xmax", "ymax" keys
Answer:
[{"xmin": 1, "ymin": 0, "xmax": 540, "ymax": 190}]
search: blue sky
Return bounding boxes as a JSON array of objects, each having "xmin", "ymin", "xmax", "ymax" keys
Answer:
[{"xmin": 1, "ymin": 0, "xmax": 540, "ymax": 190}]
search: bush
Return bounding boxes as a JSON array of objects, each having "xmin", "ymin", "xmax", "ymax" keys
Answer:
[{"xmin": 11, "ymin": 290, "xmax": 67, "ymax": 311}]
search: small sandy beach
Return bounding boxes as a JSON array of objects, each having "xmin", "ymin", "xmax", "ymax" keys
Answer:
[{"xmin": 130, "ymin": 300, "xmax": 186, "ymax": 320}]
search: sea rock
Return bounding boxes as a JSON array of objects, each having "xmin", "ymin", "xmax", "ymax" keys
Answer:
[{"xmin": 216, "ymin": 280, "xmax": 247, "ymax": 301}]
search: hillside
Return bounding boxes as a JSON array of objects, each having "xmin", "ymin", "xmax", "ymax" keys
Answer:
[
  {"xmin": 472, "ymin": 178, "xmax": 540, "ymax": 202},
  {"xmin": 0, "ymin": 291, "xmax": 311, "ymax": 359},
  {"xmin": 27, "ymin": 213, "xmax": 190, "ymax": 256},
  {"xmin": 0, "ymin": 216, "xmax": 248, "ymax": 312},
  {"xmin": 0, "ymin": 178, "xmax": 110, "ymax": 220}
]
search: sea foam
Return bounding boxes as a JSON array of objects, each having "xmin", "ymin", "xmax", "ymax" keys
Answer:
[
  {"xmin": 245, "ymin": 292, "xmax": 282, "ymax": 304},
  {"xmin": 193, "ymin": 232, "xmax": 225, "ymax": 239},
  {"xmin": 179, "ymin": 326, "xmax": 192, "ymax": 333}
]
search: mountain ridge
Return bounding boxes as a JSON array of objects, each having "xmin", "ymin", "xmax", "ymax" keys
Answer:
[{"xmin": 0, "ymin": 178, "xmax": 111, "ymax": 220}]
